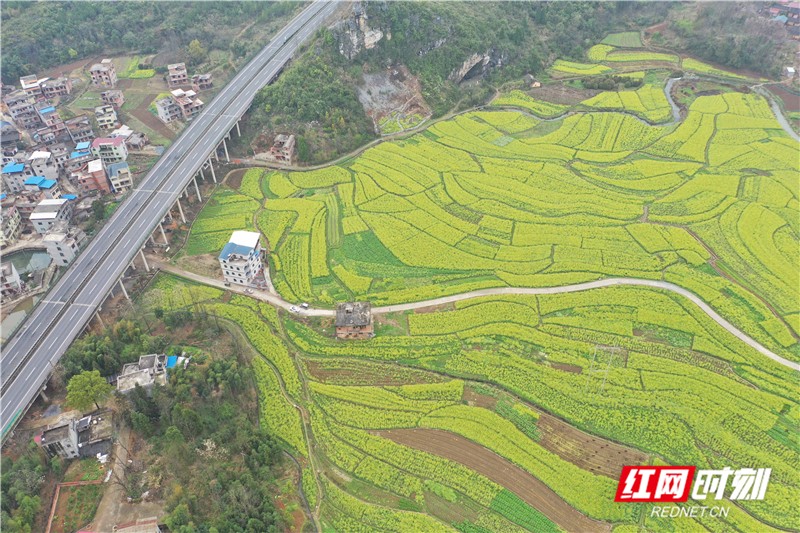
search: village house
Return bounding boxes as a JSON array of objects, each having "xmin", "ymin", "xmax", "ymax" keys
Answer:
[
  {"xmin": 167, "ymin": 62, "xmax": 189, "ymax": 87},
  {"xmin": 19, "ymin": 74, "xmax": 49, "ymax": 97},
  {"xmin": 171, "ymin": 89, "xmax": 204, "ymax": 120},
  {"xmin": 39, "ymin": 410, "xmax": 113, "ymax": 460},
  {"xmin": 67, "ymin": 141, "xmax": 94, "ymax": 172},
  {"xmin": 30, "ymin": 198, "xmax": 72, "ymax": 234},
  {"xmin": 4, "ymin": 90, "xmax": 41, "ymax": 130},
  {"xmin": 27, "ymin": 150, "xmax": 58, "ymax": 180},
  {"xmin": 100, "ymin": 89, "xmax": 125, "ymax": 109},
  {"xmin": 95, "ymin": 104, "xmax": 119, "ymax": 130},
  {"xmin": 65, "ymin": 115, "xmax": 95, "ymax": 144},
  {"xmin": 48, "ymin": 142, "xmax": 70, "ymax": 170},
  {"xmin": 219, "ymin": 230, "xmax": 264, "ymax": 286},
  {"xmin": 11, "ymin": 194, "xmax": 41, "ymax": 228},
  {"xmin": 155, "ymin": 97, "xmax": 182, "ymax": 123},
  {"xmin": 1, "ymin": 204, "xmax": 22, "ymax": 247},
  {"xmin": 1, "ymin": 161, "xmax": 33, "ymax": 194},
  {"xmin": 23, "ymin": 175, "xmax": 61, "ymax": 199},
  {"xmin": 0, "ymin": 262, "xmax": 23, "ymax": 297},
  {"xmin": 110, "ymin": 124, "xmax": 148, "ymax": 150},
  {"xmin": 107, "ymin": 161, "xmax": 133, "ymax": 192},
  {"xmin": 335, "ymin": 302, "xmax": 374, "ymax": 340},
  {"xmin": 72, "ymin": 158, "xmax": 111, "ymax": 194},
  {"xmin": 40, "ymin": 77, "xmax": 72, "ymax": 99},
  {"xmin": 43, "ymin": 220, "xmax": 87, "ymax": 266},
  {"xmin": 117, "ymin": 354, "xmax": 169, "ymax": 395},
  {"xmin": 262, "ymin": 134, "xmax": 296, "ymax": 164},
  {"xmin": 192, "ymin": 73, "xmax": 213, "ymax": 91},
  {"xmin": 90, "ymin": 59, "xmax": 117, "ymax": 88},
  {"xmin": 0, "ymin": 121, "xmax": 21, "ymax": 152},
  {"xmin": 91, "ymin": 136, "xmax": 128, "ymax": 164}
]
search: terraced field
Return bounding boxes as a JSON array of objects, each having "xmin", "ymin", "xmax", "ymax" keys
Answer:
[{"xmin": 174, "ymin": 42, "xmax": 799, "ymax": 531}]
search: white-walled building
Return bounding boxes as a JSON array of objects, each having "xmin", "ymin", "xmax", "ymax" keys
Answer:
[
  {"xmin": 1, "ymin": 262, "xmax": 22, "ymax": 297},
  {"xmin": 30, "ymin": 198, "xmax": 72, "ymax": 234},
  {"xmin": 27, "ymin": 150, "xmax": 58, "ymax": 181},
  {"xmin": 43, "ymin": 221, "xmax": 87, "ymax": 266},
  {"xmin": 218, "ymin": 231, "xmax": 264, "ymax": 286},
  {"xmin": 107, "ymin": 162, "xmax": 133, "ymax": 193}
]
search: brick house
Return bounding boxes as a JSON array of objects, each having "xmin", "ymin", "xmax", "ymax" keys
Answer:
[
  {"xmin": 335, "ymin": 302, "xmax": 374, "ymax": 340},
  {"xmin": 90, "ymin": 59, "xmax": 117, "ymax": 87}
]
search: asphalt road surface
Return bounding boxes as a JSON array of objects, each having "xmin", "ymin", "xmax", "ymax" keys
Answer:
[{"xmin": 1, "ymin": 0, "xmax": 339, "ymax": 437}]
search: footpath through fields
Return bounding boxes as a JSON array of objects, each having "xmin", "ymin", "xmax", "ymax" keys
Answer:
[{"xmin": 151, "ymin": 260, "xmax": 799, "ymax": 371}]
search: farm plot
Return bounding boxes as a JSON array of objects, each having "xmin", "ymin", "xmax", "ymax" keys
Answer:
[
  {"xmin": 183, "ymin": 79, "xmax": 798, "ymax": 361},
  {"xmin": 381, "ymin": 428, "xmax": 609, "ymax": 533},
  {"xmin": 138, "ymin": 272, "xmax": 799, "ymax": 532}
]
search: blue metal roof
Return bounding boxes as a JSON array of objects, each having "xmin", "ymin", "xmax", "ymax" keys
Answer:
[
  {"xmin": 107, "ymin": 161, "xmax": 129, "ymax": 177},
  {"xmin": 39, "ymin": 179, "xmax": 57, "ymax": 189},
  {"xmin": 166, "ymin": 356, "xmax": 178, "ymax": 368},
  {"xmin": 2, "ymin": 162, "xmax": 25, "ymax": 174},
  {"xmin": 39, "ymin": 106, "xmax": 56, "ymax": 115},
  {"xmin": 69, "ymin": 150, "xmax": 91, "ymax": 159},
  {"xmin": 62, "ymin": 194, "xmax": 78, "ymax": 200},
  {"xmin": 24, "ymin": 175, "xmax": 45, "ymax": 186},
  {"xmin": 75, "ymin": 141, "xmax": 90, "ymax": 150},
  {"xmin": 219, "ymin": 242, "xmax": 255, "ymax": 260},
  {"xmin": 0, "ymin": 193, "xmax": 6, "ymax": 200}
]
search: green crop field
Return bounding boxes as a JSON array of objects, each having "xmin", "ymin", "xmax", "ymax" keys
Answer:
[
  {"xmin": 175, "ymin": 46, "xmax": 799, "ymax": 531},
  {"xmin": 140, "ymin": 271, "xmax": 800, "ymax": 532},
  {"xmin": 601, "ymin": 32, "xmax": 643, "ymax": 48}
]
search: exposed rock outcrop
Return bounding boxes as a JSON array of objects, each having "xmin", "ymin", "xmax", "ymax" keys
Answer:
[{"xmin": 335, "ymin": 3, "xmax": 384, "ymax": 60}]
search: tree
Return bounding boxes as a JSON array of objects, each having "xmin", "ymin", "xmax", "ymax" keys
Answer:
[
  {"xmin": 187, "ymin": 39, "xmax": 207, "ymax": 65},
  {"xmin": 66, "ymin": 370, "xmax": 113, "ymax": 411}
]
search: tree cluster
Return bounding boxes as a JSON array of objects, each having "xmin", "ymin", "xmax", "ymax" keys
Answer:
[
  {"xmin": 583, "ymin": 75, "xmax": 644, "ymax": 90},
  {"xmin": 117, "ymin": 351, "xmax": 283, "ymax": 532}
]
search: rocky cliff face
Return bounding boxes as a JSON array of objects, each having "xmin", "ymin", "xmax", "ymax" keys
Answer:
[
  {"xmin": 335, "ymin": 3, "xmax": 385, "ymax": 60},
  {"xmin": 449, "ymin": 49, "xmax": 508, "ymax": 83}
]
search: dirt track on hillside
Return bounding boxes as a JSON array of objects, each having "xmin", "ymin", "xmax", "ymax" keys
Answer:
[{"xmin": 380, "ymin": 428, "xmax": 611, "ymax": 533}]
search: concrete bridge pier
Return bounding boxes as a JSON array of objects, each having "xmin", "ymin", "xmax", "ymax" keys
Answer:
[
  {"xmin": 222, "ymin": 138, "xmax": 230, "ymax": 162},
  {"xmin": 158, "ymin": 222, "xmax": 168, "ymax": 244},
  {"xmin": 235, "ymin": 121, "xmax": 241, "ymax": 137},
  {"xmin": 193, "ymin": 175, "xmax": 202, "ymax": 201},
  {"xmin": 118, "ymin": 279, "xmax": 130, "ymax": 300},
  {"xmin": 207, "ymin": 158, "xmax": 217, "ymax": 183},
  {"xmin": 139, "ymin": 249, "xmax": 150, "ymax": 272},
  {"xmin": 175, "ymin": 198, "xmax": 186, "ymax": 223}
]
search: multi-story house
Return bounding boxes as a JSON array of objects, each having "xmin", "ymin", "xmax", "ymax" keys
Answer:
[
  {"xmin": 171, "ymin": 89, "xmax": 204, "ymax": 120},
  {"xmin": 155, "ymin": 97, "xmax": 182, "ymax": 123},
  {"xmin": 334, "ymin": 302, "xmax": 375, "ymax": 340},
  {"xmin": 4, "ymin": 90, "xmax": 41, "ymax": 130},
  {"xmin": 90, "ymin": 59, "xmax": 117, "ymax": 88},
  {"xmin": 191, "ymin": 73, "xmax": 213, "ymax": 91},
  {"xmin": 43, "ymin": 220, "xmax": 87, "ymax": 266},
  {"xmin": 95, "ymin": 104, "xmax": 119, "ymax": 130},
  {"xmin": 0, "ymin": 262, "xmax": 23, "ymax": 297},
  {"xmin": 40, "ymin": 77, "xmax": 72, "ymax": 99},
  {"xmin": 72, "ymin": 158, "xmax": 111, "ymax": 194},
  {"xmin": 100, "ymin": 90, "xmax": 125, "ymax": 109},
  {"xmin": 107, "ymin": 161, "xmax": 133, "ymax": 193},
  {"xmin": 27, "ymin": 150, "xmax": 58, "ymax": 180},
  {"xmin": 19, "ymin": 74, "xmax": 45, "ymax": 97},
  {"xmin": 1, "ymin": 161, "xmax": 33, "ymax": 194},
  {"xmin": 167, "ymin": 63, "xmax": 189, "ymax": 87},
  {"xmin": 90, "ymin": 137, "xmax": 128, "ymax": 164},
  {"xmin": 65, "ymin": 115, "xmax": 94, "ymax": 144},
  {"xmin": 218, "ymin": 231, "xmax": 264, "ymax": 286},
  {"xmin": 30, "ymin": 198, "xmax": 72, "ymax": 234},
  {"xmin": 1, "ymin": 204, "xmax": 21, "ymax": 247},
  {"xmin": 67, "ymin": 141, "xmax": 94, "ymax": 173}
]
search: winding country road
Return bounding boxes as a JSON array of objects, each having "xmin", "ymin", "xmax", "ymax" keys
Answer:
[{"xmin": 151, "ymin": 261, "xmax": 799, "ymax": 371}]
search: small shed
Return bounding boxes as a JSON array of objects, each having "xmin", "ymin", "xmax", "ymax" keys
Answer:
[{"xmin": 335, "ymin": 302, "xmax": 374, "ymax": 340}]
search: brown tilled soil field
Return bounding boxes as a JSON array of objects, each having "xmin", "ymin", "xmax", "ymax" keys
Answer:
[
  {"xmin": 304, "ymin": 359, "xmax": 447, "ymax": 387},
  {"xmin": 380, "ymin": 428, "xmax": 611, "ymax": 533},
  {"xmin": 537, "ymin": 414, "xmax": 648, "ymax": 479}
]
